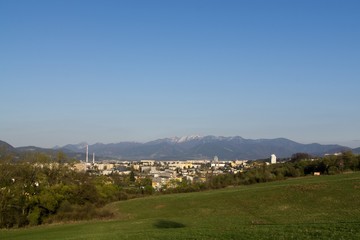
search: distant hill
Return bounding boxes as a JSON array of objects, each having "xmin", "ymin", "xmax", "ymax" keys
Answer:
[
  {"xmin": 0, "ymin": 140, "xmax": 83, "ymax": 161},
  {"xmin": 17, "ymin": 146, "xmax": 57, "ymax": 153},
  {"xmin": 353, "ymin": 147, "xmax": 360, "ymax": 154},
  {"xmin": 0, "ymin": 140, "xmax": 15, "ymax": 153},
  {"xmin": 62, "ymin": 135, "xmax": 351, "ymax": 160}
]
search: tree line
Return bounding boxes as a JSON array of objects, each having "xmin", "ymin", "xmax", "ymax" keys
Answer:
[{"xmin": 0, "ymin": 152, "xmax": 151, "ymax": 228}]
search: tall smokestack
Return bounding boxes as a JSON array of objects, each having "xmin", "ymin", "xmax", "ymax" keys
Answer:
[
  {"xmin": 86, "ymin": 145, "xmax": 89, "ymax": 163},
  {"xmin": 92, "ymin": 152, "xmax": 95, "ymax": 164}
]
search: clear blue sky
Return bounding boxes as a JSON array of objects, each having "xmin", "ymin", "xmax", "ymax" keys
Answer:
[{"xmin": 1, "ymin": 0, "xmax": 359, "ymax": 148}]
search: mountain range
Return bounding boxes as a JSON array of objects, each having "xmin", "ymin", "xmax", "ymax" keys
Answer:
[
  {"xmin": 1, "ymin": 136, "xmax": 357, "ymax": 161},
  {"xmin": 62, "ymin": 135, "xmax": 354, "ymax": 160}
]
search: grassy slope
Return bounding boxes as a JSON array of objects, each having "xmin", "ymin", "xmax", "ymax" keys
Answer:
[{"xmin": 1, "ymin": 173, "xmax": 360, "ymax": 240}]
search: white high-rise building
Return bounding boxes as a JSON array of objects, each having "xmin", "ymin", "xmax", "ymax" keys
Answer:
[{"xmin": 270, "ymin": 154, "xmax": 277, "ymax": 164}]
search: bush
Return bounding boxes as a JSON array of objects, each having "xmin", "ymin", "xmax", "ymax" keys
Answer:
[
  {"xmin": 46, "ymin": 202, "xmax": 115, "ymax": 224},
  {"xmin": 27, "ymin": 207, "xmax": 41, "ymax": 226}
]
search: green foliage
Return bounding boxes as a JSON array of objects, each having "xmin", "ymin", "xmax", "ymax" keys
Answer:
[
  {"xmin": 46, "ymin": 202, "xmax": 114, "ymax": 223},
  {"xmin": 27, "ymin": 207, "xmax": 41, "ymax": 226},
  {"xmin": 129, "ymin": 171, "xmax": 135, "ymax": 182},
  {"xmin": 0, "ymin": 161, "xmax": 125, "ymax": 228},
  {"xmin": 291, "ymin": 152, "xmax": 313, "ymax": 162}
]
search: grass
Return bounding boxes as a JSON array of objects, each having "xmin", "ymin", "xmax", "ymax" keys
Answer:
[{"xmin": 1, "ymin": 172, "xmax": 360, "ymax": 239}]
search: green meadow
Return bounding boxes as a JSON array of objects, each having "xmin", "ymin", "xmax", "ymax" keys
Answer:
[{"xmin": 1, "ymin": 172, "xmax": 359, "ymax": 239}]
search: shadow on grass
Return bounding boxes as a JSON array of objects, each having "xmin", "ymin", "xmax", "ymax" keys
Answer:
[{"xmin": 153, "ymin": 219, "xmax": 186, "ymax": 229}]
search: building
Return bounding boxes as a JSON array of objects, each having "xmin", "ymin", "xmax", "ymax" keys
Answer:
[{"xmin": 270, "ymin": 154, "xmax": 277, "ymax": 164}]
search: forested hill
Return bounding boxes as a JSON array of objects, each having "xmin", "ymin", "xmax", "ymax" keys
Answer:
[
  {"xmin": 0, "ymin": 140, "xmax": 82, "ymax": 161},
  {"xmin": 353, "ymin": 147, "xmax": 360, "ymax": 154},
  {"xmin": 0, "ymin": 140, "xmax": 15, "ymax": 152}
]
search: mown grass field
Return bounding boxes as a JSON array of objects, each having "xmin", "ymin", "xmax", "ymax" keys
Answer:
[{"xmin": 1, "ymin": 172, "xmax": 360, "ymax": 239}]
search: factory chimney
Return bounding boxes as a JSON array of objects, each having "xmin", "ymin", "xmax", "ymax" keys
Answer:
[{"xmin": 86, "ymin": 145, "xmax": 89, "ymax": 163}]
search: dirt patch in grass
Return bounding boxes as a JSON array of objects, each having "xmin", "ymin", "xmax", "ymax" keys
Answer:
[{"xmin": 154, "ymin": 204, "xmax": 166, "ymax": 209}]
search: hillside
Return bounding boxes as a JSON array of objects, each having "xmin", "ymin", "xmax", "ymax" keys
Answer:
[
  {"xmin": 0, "ymin": 141, "xmax": 82, "ymax": 161},
  {"xmin": 0, "ymin": 140, "xmax": 15, "ymax": 153},
  {"xmin": 1, "ymin": 173, "xmax": 359, "ymax": 239},
  {"xmin": 353, "ymin": 147, "xmax": 360, "ymax": 154}
]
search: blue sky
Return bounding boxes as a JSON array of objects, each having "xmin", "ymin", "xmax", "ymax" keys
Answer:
[{"xmin": 1, "ymin": 0, "xmax": 359, "ymax": 148}]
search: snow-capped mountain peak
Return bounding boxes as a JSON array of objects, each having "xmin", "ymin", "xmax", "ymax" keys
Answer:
[{"xmin": 169, "ymin": 135, "xmax": 203, "ymax": 143}]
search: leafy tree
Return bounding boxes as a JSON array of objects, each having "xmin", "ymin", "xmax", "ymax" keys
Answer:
[
  {"xmin": 129, "ymin": 171, "xmax": 136, "ymax": 182},
  {"xmin": 290, "ymin": 153, "xmax": 312, "ymax": 162}
]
